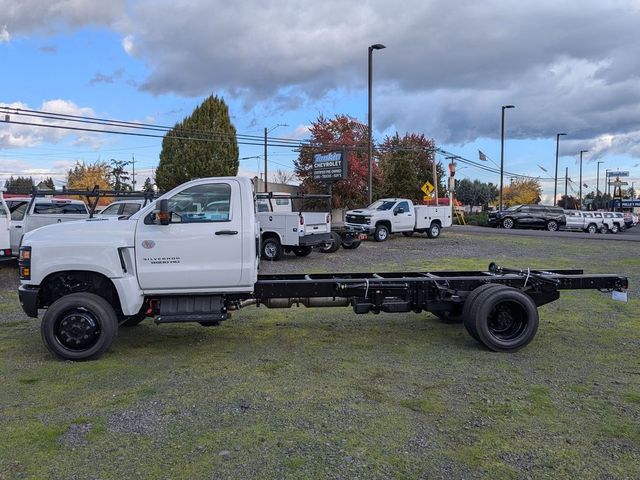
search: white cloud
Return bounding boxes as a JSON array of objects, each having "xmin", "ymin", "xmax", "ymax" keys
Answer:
[
  {"xmin": 0, "ymin": 99, "xmax": 103, "ymax": 149},
  {"xmin": 122, "ymin": 35, "xmax": 135, "ymax": 55},
  {"xmin": 0, "ymin": 25, "xmax": 10, "ymax": 42}
]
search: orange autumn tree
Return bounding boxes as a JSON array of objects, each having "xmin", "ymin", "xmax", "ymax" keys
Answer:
[
  {"xmin": 502, "ymin": 178, "xmax": 542, "ymax": 206},
  {"xmin": 66, "ymin": 161, "xmax": 112, "ymax": 206}
]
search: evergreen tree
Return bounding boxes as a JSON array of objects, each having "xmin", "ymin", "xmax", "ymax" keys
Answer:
[
  {"xmin": 4, "ymin": 176, "xmax": 34, "ymax": 194},
  {"xmin": 156, "ymin": 95, "xmax": 239, "ymax": 191},
  {"xmin": 42, "ymin": 177, "xmax": 55, "ymax": 189},
  {"xmin": 109, "ymin": 159, "xmax": 132, "ymax": 191}
]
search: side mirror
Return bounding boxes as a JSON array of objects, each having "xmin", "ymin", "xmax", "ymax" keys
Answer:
[
  {"xmin": 157, "ymin": 199, "xmax": 170, "ymax": 225},
  {"xmin": 394, "ymin": 207, "xmax": 404, "ymax": 215}
]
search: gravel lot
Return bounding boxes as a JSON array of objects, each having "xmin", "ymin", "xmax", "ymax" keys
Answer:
[{"xmin": 0, "ymin": 230, "xmax": 638, "ymax": 479}]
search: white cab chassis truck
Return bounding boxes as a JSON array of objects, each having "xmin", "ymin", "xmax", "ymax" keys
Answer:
[
  {"xmin": 255, "ymin": 192, "xmax": 332, "ymax": 260},
  {"xmin": 17, "ymin": 177, "xmax": 628, "ymax": 361},
  {"xmin": 344, "ymin": 198, "xmax": 452, "ymax": 242}
]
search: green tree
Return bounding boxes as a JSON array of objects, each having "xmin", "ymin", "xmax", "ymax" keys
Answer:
[
  {"xmin": 4, "ymin": 176, "xmax": 34, "ymax": 194},
  {"xmin": 377, "ymin": 133, "xmax": 444, "ymax": 203},
  {"xmin": 109, "ymin": 159, "xmax": 132, "ymax": 191},
  {"xmin": 156, "ymin": 95, "xmax": 239, "ymax": 191},
  {"xmin": 455, "ymin": 178, "xmax": 498, "ymax": 207},
  {"xmin": 41, "ymin": 177, "xmax": 55, "ymax": 189},
  {"xmin": 294, "ymin": 114, "xmax": 379, "ymax": 210}
]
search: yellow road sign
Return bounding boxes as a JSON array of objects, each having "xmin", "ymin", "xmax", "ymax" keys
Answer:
[{"xmin": 421, "ymin": 181, "xmax": 434, "ymax": 195}]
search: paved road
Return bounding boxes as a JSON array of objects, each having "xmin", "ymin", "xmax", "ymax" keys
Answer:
[{"xmin": 452, "ymin": 224, "xmax": 640, "ymax": 242}]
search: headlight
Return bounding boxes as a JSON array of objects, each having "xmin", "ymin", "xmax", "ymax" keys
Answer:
[{"xmin": 19, "ymin": 246, "xmax": 31, "ymax": 280}]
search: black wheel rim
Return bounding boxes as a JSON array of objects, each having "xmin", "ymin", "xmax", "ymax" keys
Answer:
[
  {"xmin": 54, "ymin": 308, "xmax": 101, "ymax": 351},
  {"xmin": 486, "ymin": 300, "xmax": 527, "ymax": 341}
]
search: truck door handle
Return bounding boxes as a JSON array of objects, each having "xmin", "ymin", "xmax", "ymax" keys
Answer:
[
  {"xmin": 14, "ymin": 225, "xmax": 22, "ymax": 229},
  {"xmin": 215, "ymin": 230, "xmax": 238, "ymax": 235}
]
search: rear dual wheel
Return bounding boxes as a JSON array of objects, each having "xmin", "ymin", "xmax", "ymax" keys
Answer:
[{"xmin": 463, "ymin": 285, "xmax": 539, "ymax": 352}]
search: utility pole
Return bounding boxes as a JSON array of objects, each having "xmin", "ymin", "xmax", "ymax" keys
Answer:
[
  {"xmin": 264, "ymin": 127, "xmax": 268, "ymax": 192},
  {"xmin": 564, "ymin": 167, "xmax": 568, "ymax": 207},
  {"xmin": 131, "ymin": 154, "xmax": 136, "ymax": 190},
  {"xmin": 553, "ymin": 133, "xmax": 567, "ymax": 206},
  {"xmin": 499, "ymin": 105, "xmax": 515, "ymax": 210},
  {"xmin": 579, "ymin": 150, "xmax": 588, "ymax": 210}
]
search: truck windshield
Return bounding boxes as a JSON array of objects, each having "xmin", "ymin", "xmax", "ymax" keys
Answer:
[{"xmin": 368, "ymin": 200, "xmax": 396, "ymax": 211}]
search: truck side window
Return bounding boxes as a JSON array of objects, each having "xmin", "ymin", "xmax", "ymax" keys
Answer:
[
  {"xmin": 167, "ymin": 183, "xmax": 232, "ymax": 223},
  {"xmin": 396, "ymin": 201, "xmax": 410, "ymax": 213},
  {"xmin": 9, "ymin": 201, "xmax": 28, "ymax": 221}
]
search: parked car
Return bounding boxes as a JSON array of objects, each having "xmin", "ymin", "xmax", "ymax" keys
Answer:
[
  {"xmin": 488, "ymin": 204, "xmax": 566, "ymax": 231},
  {"xmin": 562, "ymin": 210, "xmax": 604, "ymax": 234},
  {"xmin": 98, "ymin": 199, "xmax": 149, "ymax": 219},
  {"xmin": 623, "ymin": 212, "xmax": 637, "ymax": 229},
  {"xmin": 600, "ymin": 212, "xmax": 626, "ymax": 234},
  {"xmin": 5, "ymin": 197, "xmax": 89, "ymax": 255}
]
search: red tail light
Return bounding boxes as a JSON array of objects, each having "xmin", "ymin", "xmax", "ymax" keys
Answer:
[{"xmin": 299, "ymin": 215, "xmax": 304, "ymax": 225}]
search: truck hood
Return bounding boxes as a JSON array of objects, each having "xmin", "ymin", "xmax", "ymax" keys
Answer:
[
  {"xmin": 22, "ymin": 217, "xmax": 136, "ymax": 249},
  {"xmin": 346, "ymin": 208, "xmax": 377, "ymax": 216}
]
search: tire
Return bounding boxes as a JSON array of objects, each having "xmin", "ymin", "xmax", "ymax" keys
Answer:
[
  {"xmin": 471, "ymin": 287, "xmax": 539, "ymax": 352},
  {"xmin": 610, "ymin": 223, "xmax": 619, "ymax": 234},
  {"xmin": 41, "ymin": 292, "xmax": 118, "ymax": 361},
  {"xmin": 600, "ymin": 224, "xmax": 609, "ymax": 234},
  {"xmin": 585, "ymin": 223, "xmax": 598, "ymax": 234},
  {"xmin": 402, "ymin": 231, "xmax": 414, "ymax": 237},
  {"xmin": 546, "ymin": 220, "xmax": 558, "ymax": 232},
  {"xmin": 502, "ymin": 217, "xmax": 514, "ymax": 229},
  {"xmin": 427, "ymin": 222, "xmax": 441, "ymax": 239},
  {"xmin": 293, "ymin": 246, "xmax": 312, "ymax": 257},
  {"xmin": 342, "ymin": 240, "xmax": 361, "ymax": 250},
  {"xmin": 120, "ymin": 312, "xmax": 147, "ymax": 327},
  {"xmin": 374, "ymin": 224, "xmax": 389, "ymax": 242},
  {"xmin": 462, "ymin": 283, "xmax": 505, "ymax": 342},
  {"xmin": 319, "ymin": 232, "xmax": 341, "ymax": 253},
  {"xmin": 262, "ymin": 237, "xmax": 283, "ymax": 261}
]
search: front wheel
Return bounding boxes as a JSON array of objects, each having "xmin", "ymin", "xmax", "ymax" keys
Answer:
[
  {"xmin": 546, "ymin": 220, "xmax": 558, "ymax": 231},
  {"xmin": 502, "ymin": 217, "xmax": 514, "ymax": 229},
  {"xmin": 585, "ymin": 223, "xmax": 598, "ymax": 234},
  {"xmin": 610, "ymin": 223, "xmax": 619, "ymax": 234},
  {"xmin": 427, "ymin": 222, "xmax": 441, "ymax": 239},
  {"xmin": 41, "ymin": 293, "xmax": 118, "ymax": 361},
  {"xmin": 374, "ymin": 224, "xmax": 389, "ymax": 242}
]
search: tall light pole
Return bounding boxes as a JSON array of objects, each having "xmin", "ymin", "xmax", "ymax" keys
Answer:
[
  {"xmin": 579, "ymin": 150, "xmax": 588, "ymax": 209},
  {"xmin": 596, "ymin": 161, "xmax": 604, "ymax": 197},
  {"xmin": 553, "ymin": 132, "xmax": 567, "ymax": 206},
  {"xmin": 368, "ymin": 43, "xmax": 386, "ymax": 204},
  {"xmin": 499, "ymin": 105, "xmax": 515, "ymax": 210},
  {"xmin": 605, "ymin": 169, "xmax": 611, "ymax": 197},
  {"xmin": 263, "ymin": 124, "xmax": 288, "ymax": 192}
]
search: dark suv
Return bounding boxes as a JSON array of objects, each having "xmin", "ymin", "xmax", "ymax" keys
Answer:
[{"xmin": 488, "ymin": 204, "xmax": 566, "ymax": 231}]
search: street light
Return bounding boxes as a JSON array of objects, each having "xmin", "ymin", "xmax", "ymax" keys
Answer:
[
  {"xmin": 596, "ymin": 161, "xmax": 604, "ymax": 197},
  {"xmin": 579, "ymin": 150, "xmax": 588, "ymax": 209},
  {"xmin": 368, "ymin": 43, "xmax": 386, "ymax": 204},
  {"xmin": 553, "ymin": 132, "xmax": 567, "ymax": 206},
  {"xmin": 499, "ymin": 105, "xmax": 515, "ymax": 210},
  {"xmin": 263, "ymin": 124, "xmax": 288, "ymax": 192}
]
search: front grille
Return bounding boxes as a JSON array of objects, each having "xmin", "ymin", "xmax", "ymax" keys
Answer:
[{"xmin": 346, "ymin": 215, "xmax": 369, "ymax": 225}]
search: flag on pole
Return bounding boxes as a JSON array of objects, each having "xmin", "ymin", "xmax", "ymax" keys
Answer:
[{"xmin": 478, "ymin": 150, "xmax": 487, "ymax": 161}]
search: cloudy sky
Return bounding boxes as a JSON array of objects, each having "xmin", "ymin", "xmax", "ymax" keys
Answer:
[{"xmin": 1, "ymin": 0, "xmax": 640, "ymax": 202}]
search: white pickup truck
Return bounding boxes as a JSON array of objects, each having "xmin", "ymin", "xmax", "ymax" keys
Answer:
[
  {"xmin": 562, "ymin": 210, "xmax": 604, "ymax": 234},
  {"xmin": 5, "ymin": 196, "xmax": 89, "ymax": 256},
  {"xmin": 16, "ymin": 176, "xmax": 628, "ymax": 361},
  {"xmin": 256, "ymin": 192, "xmax": 331, "ymax": 260},
  {"xmin": 345, "ymin": 198, "xmax": 452, "ymax": 241}
]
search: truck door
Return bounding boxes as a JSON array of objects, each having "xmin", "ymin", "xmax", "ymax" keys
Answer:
[
  {"xmin": 135, "ymin": 180, "xmax": 244, "ymax": 290},
  {"xmin": 0, "ymin": 195, "xmax": 10, "ymax": 255},
  {"xmin": 392, "ymin": 201, "xmax": 414, "ymax": 231},
  {"xmin": 7, "ymin": 200, "xmax": 28, "ymax": 255}
]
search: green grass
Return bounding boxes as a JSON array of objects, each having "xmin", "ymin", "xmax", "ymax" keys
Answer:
[{"xmin": 0, "ymin": 233, "xmax": 638, "ymax": 479}]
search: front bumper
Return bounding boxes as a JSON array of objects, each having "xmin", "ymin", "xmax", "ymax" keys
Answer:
[
  {"xmin": 487, "ymin": 216, "xmax": 502, "ymax": 227},
  {"xmin": 344, "ymin": 222, "xmax": 375, "ymax": 235},
  {"xmin": 18, "ymin": 284, "xmax": 40, "ymax": 318},
  {"xmin": 298, "ymin": 232, "xmax": 332, "ymax": 247}
]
